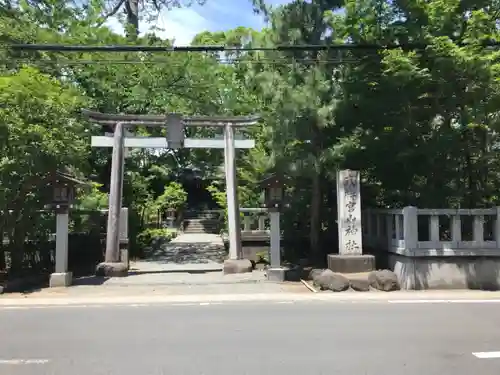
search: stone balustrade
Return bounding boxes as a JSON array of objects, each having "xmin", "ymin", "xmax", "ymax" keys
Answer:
[
  {"xmin": 363, "ymin": 207, "xmax": 500, "ymax": 256},
  {"xmin": 184, "ymin": 208, "xmax": 279, "ymax": 242},
  {"xmin": 362, "ymin": 206, "xmax": 500, "ymax": 289},
  {"xmin": 240, "ymin": 208, "xmax": 275, "ymax": 241}
]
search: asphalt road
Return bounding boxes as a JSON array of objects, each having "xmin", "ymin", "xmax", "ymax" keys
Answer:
[{"xmin": 1, "ymin": 301, "xmax": 500, "ymax": 375}]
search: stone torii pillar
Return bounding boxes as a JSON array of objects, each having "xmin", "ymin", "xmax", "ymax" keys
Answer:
[{"xmin": 82, "ymin": 110, "xmax": 259, "ymax": 276}]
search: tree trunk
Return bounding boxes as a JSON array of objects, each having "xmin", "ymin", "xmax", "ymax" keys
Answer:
[
  {"xmin": 125, "ymin": 0, "xmax": 139, "ymax": 40},
  {"xmin": 0, "ymin": 241, "xmax": 5, "ymax": 272},
  {"xmin": 10, "ymin": 216, "xmax": 27, "ymax": 275},
  {"xmin": 0, "ymin": 212, "xmax": 5, "ymax": 271},
  {"xmin": 309, "ymin": 167, "xmax": 321, "ymax": 264}
]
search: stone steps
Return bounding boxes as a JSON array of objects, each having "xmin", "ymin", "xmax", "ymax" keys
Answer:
[
  {"xmin": 184, "ymin": 210, "xmax": 222, "ymax": 220},
  {"xmin": 182, "ymin": 210, "xmax": 223, "ymax": 235},
  {"xmin": 184, "ymin": 228, "xmax": 219, "ymax": 234},
  {"xmin": 183, "ymin": 218, "xmax": 220, "ymax": 234}
]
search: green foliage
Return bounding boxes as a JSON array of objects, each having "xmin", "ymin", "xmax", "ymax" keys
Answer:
[
  {"xmin": 136, "ymin": 228, "xmax": 177, "ymax": 249},
  {"xmin": 256, "ymin": 250, "xmax": 269, "ymax": 264},
  {"xmin": 77, "ymin": 183, "xmax": 109, "ymax": 210},
  {"xmin": 154, "ymin": 182, "xmax": 188, "ymax": 211},
  {"xmin": 207, "ymin": 181, "xmax": 260, "ymax": 234},
  {"xmin": 3, "ymin": 0, "xmax": 500, "ymax": 266},
  {"xmin": 207, "ymin": 183, "xmax": 228, "ymax": 231},
  {"xmin": 0, "ymin": 63, "xmax": 88, "ymax": 270},
  {"xmin": 206, "ymin": 183, "xmax": 227, "ymax": 209}
]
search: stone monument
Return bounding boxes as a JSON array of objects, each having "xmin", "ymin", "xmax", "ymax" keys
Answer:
[{"xmin": 328, "ymin": 169, "xmax": 375, "ymax": 273}]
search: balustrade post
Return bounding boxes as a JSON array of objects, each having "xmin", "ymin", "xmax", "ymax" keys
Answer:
[
  {"xmin": 473, "ymin": 215, "xmax": 484, "ymax": 243},
  {"xmin": 243, "ymin": 216, "xmax": 252, "ymax": 232},
  {"xmin": 495, "ymin": 207, "xmax": 500, "ymax": 247},
  {"xmin": 402, "ymin": 206, "xmax": 418, "ymax": 253},
  {"xmin": 429, "ymin": 215, "xmax": 440, "ymax": 243},
  {"xmin": 451, "ymin": 214, "xmax": 462, "ymax": 245},
  {"xmin": 385, "ymin": 215, "xmax": 393, "ymax": 251}
]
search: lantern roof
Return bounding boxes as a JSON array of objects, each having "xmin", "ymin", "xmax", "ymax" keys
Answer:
[
  {"xmin": 52, "ymin": 168, "xmax": 92, "ymax": 187},
  {"xmin": 258, "ymin": 173, "xmax": 288, "ymax": 188}
]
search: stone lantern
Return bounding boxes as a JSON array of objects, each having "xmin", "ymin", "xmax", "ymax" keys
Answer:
[
  {"xmin": 259, "ymin": 174, "xmax": 286, "ymax": 211},
  {"xmin": 46, "ymin": 171, "xmax": 85, "ymax": 212},
  {"xmin": 48, "ymin": 170, "xmax": 91, "ymax": 288},
  {"xmin": 165, "ymin": 207, "xmax": 176, "ymax": 228},
  {"xmin": 52, "ymin": 182, "xmax": 74, "ymax": 209},
  {"xmin": 258, "ymin": 174, "xmax": 288, "ymax": 281}
]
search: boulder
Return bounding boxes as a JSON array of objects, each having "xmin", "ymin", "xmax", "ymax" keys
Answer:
[
  {"xmin": 349, "ymin": 278, "xmax": 370, "ymax": 292},
  {"xmin": 309, "ymin": 268, "xmax": 324, "ymax": 281},
  {"xmin": 313, "ymin": 269, "xmax": 350, "ymax": 292},
  {"xmin": 95, "ymin": 262, "xmax": 129, "ymax": 277},
  {"xmin": 368, "ymin": 270, "xmax": 400, "ymax": 291},
  {"xmin": 223, "ymin": 259, "xmax": 253, "ymax": 274}
]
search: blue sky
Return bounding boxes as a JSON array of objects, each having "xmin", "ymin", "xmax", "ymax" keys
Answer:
[{"xmin": 107, "ymin": 0, "xmax": 291, "ymax": 45}]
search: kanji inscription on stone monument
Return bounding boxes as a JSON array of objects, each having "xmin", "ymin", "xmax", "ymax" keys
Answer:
[{"xmin": 337, "ymin": 169, "xmax": 363, "ymax": 255}]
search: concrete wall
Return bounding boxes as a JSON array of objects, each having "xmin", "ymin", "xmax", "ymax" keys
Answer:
[{"xmin": 388, "ymin": 253, "xmax": 500, "ymax": 290}]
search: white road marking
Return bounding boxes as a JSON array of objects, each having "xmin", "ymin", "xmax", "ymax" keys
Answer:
[
  {"xmin": 389, "ymin": 299, "xmax": 500, "ymax": 304},
  {"xmin": 0, "ymin": 304, "xmax": 114, "ymax": 310},
  {"xmin": 472, "ymin": 352, "xmax": 500, "ymax": 359},
  {"xmin": 0, "ymin": 359, "xmax": 50, "ymax": 365},
  {"xmin": 3, "ymin": 295, "xmax": 500, "ymax": 310},
  {"xmin": 2, "ymin": 306, "xmax": 30, "ymax": 310}
]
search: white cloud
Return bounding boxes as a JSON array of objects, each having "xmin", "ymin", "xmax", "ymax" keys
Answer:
[
  {"xmin": 105, "ymin": 7, "xmax": 211, "ymax": 46},
  {"xmin": 105, "ymin": 17, "xmax": 125, "ymax": 36},
  {"xmin": 105, "ymin": 0, "xmax": 293, "ymax": 46},
  {"xmin": 151, "ymin": 8, "xmax": 213, "ymax": 45}
]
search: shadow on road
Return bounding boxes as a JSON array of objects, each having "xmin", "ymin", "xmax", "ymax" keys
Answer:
[
  {"xmin": 72, "ymin": 276, "xmax": 109, "ymax": 286},
  {"xmin": 142, "ymin": 239, "xmax": 227, "ymax": 265}
]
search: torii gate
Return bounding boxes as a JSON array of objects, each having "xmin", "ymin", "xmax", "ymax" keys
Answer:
[{"xmin": 82, "ymin": 110, "xmax": 259, "ymax": 275}]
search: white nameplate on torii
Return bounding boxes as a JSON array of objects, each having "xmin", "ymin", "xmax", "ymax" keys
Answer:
[{"xmin": 91, "ymin": 136, "xmax": 255, "ymax": 149}]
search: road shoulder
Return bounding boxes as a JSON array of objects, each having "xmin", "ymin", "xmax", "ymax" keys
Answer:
[{"xmin": 2, "ymin": 286, "xmax": 500, "ymax": 307}]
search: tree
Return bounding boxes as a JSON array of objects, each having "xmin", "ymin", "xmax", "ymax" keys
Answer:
[
  {"xmin": 243, "ymin": 0, "xmax": 352, "ymax": 262},
  {"xmin": 0, "ymin": 66, "xmax": 88, "ymax": 271},
  {"xmin": 155, "ymin": 182, "xmax": 188, "ymax": 212},
  {"xmin": 339, "ymin": 0, "xmax": 500, "ymax": 208}
]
